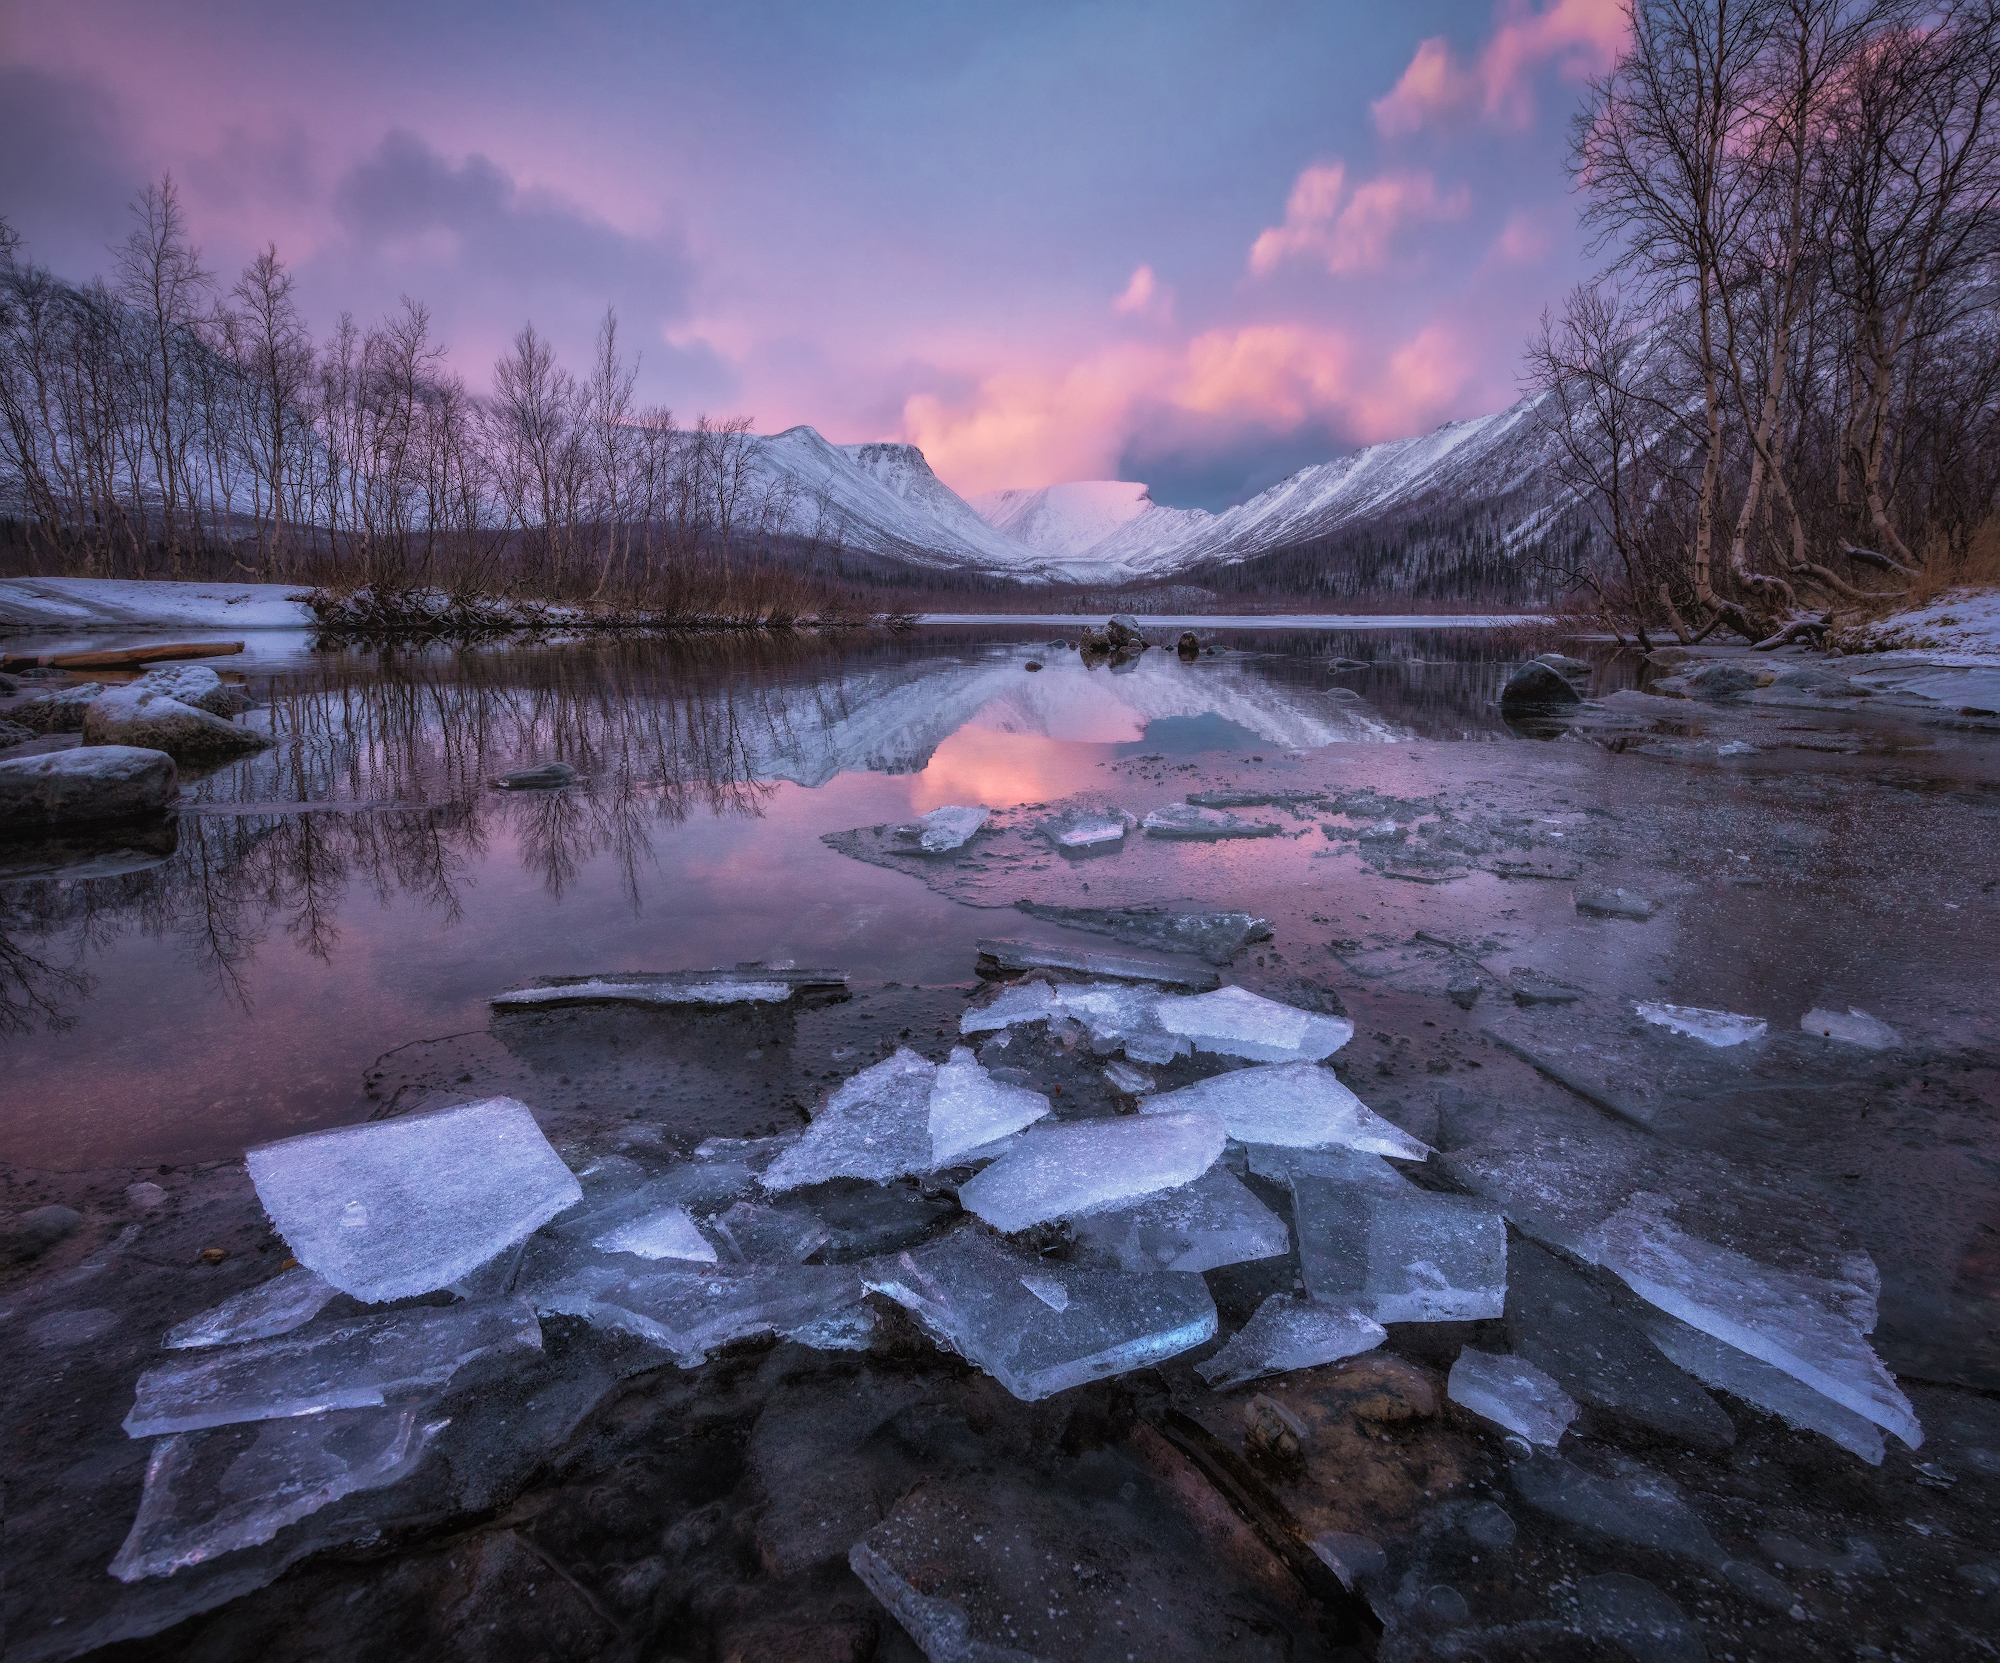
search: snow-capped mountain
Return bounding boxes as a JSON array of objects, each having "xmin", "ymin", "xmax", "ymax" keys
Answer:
[{"xmin": 738, "ymin": 389, "xmax": 1565, "ymax": 592}]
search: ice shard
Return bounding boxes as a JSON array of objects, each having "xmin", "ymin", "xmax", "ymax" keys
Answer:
[
  {"xmin": 960, "ymin": 980, "xmax": 1062, "ymax": 1035},
  {"xmin": 892, "ymin": 804, "xmax": 988, "ymax": 853},
  {"xmin": 125, "ymin": 1300, "xmax": 542, "ymax": 1437},
  {"xmin": 975, "ymin": 939, "xmax": 1219, "ymax": 990},
  {"xmin": 1195, "ymin": 1297, "xmax": 1386, "ymax": 1388},
  {"xmin": 1800, "ymin": 1006, "xmax": 1902, "ymax": 1050},
  {"xmin": 1139, "ymin": 1061, "xmax": 1426, "ymax": 1156},
  {"xmin": 1142, "ymin": 803, "xmax": 1278, "ymax": 839},
  {"xmin": 862, "ymin": 1229, "xmax": 1216, "ymax": 1401},
  {"xmin": 164, "ymin": 1268, "xmax": 338, "ymax": 1350},
  {"xmin": 705, "ymin": 1201, "xmax": 829, "ymax": 1264},
  {"xmin": 533, "ymin": 1261, "xmax": 863, "ymax": 1364},
  {"xmin": 1046, "ymin": 982, "xmax": 1190, "ymax": 1064},
  {"xmin": 927, "ymin": 1046, "xmax": 1052, "ymax": 1167},
  {"xmin": 1448, "ymin": 1349, "xmax": 1578, "ymax": 1446},
  {"xmin": 591, "ymin": 1202, "xmax": 717, "ymax": 1263},
  {"xmin": 1635, "ymin": 1002, "xmax": 1768, "ymax": 1047},
  {"xmin": 1039, "ymin": 807, "xmax": 1130, "ymax": 850},
  {"xmin": 955, "ymin": 1111, "xmax": 1225, "ymax": 1233},
  {"xmin": 1586, "ymin": 1194, "xmax": 1920, "ymax": 1448},
  {"xmin": 1291, "ymin": 1177, "xmax": 1506, "ymax": 1324},
  {"xmin": 110, "ymin": 1406, "xmax": 443, "ymax": 1581},
  {"xmin": 761, "ymin": 1048, "xmax": 937, "ymax": 1190},
  {"xmin": 245, "ymin": 1097, "xmax": 582, "ymax": 1303},
  {"xmin": 1069, "ymin": 1165, "xmax": 1289, "ymax": 1274},
  {"xmin": 1153, "ymin": 985, "xmax": 1354, "ymax": 1063}
]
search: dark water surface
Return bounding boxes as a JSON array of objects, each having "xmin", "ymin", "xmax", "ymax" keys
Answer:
[{"xmin": 3, "ymin": 625, "xmax": 1608, "ymax": 1170}]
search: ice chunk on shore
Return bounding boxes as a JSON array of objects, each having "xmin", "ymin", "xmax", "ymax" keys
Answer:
[
  {"xmin": 1247, "ymin": 1141, "xmax": 1413, "ymax": 1193},
  {"xmin": 928, "ymin": 1047, "xmax": 1052, "ymax": 1166},
  {"xmin": 1041, "ymin": 807, "xmax": 1129, "ymax": 849},
  {"xmin": 593, "ymin": 1202, "xmax": 717, "ymax": 1263},
  {"xmin": 761, "ymin": 1048, "xmax": 936, "ymax": 1190},
  {"xmin": 1140, "ymin": 1061, "xmax": 1425, "ymax": 1155},
  {"xmin": 894, "ymin": 804, "xmax": 988, "ymax": 852},
  {"xmin": 534, "ymin": 1262, "xmax": 862, "ymax": 1364},
  {"xmin": 1636, "ymin": 1002, "xmax": 1768, "ymax": 1047},
  {"xmin": 164, "ymin": 1268, "xmax": 338, "ymax": 1350},
  {"xmin": 956, "ymin": 1111, "xmax": 1225, "ymax": 1233},
  {"xmin": 110, "ymin": 1405, "xmax": 443, "ymax": 1582},
  {"xmin": 493, "ymin": 977, "xmax": 792, "ymax": 1008},
  {"xmin": 1801, "ymin": 1006, "xmax": 1902, "ymax": 1050},
  {"xmin": 1641, "ymin": 1308, "xmax": 1886, "ymax": 1463},
  {"xmin": 959, "ymin": 980, "xmax": 1191, "ymax": 1063},
  {"xmin": 125, "ymin": 1300, "xmax": 541, "ymax": 1437},
  {"xmin": 961, "ymin": 980, "xmax": 1062, "ymax": 1035},
  {"xmin": 976, "ymin": 938, "xmax": 1218, "ymax": 989},
  {"xmin": 863, "ymin": 1229, "xmax": 1216, "ymax": 1401},
  {"xmin": 1292, "ymin": 1178, "xmax": 1506, "ymax": 1323},
  {"xmin": 246, "ymin": 1098, "xmax": 581, "ymax": 1303},
  {"xmin": 1449, "ymin": 1349, "xmax": 1578, "ymax": 1446},
  {"xmin": 707, "ymin": 1201, "xmax": 829, "ymax": 1264},
  {"xmin": 1101, "ymin": 1061, "xmax": 1156, "ymax": 1096},
  {"xmin": 1070, "ymin": 1166, "xmax": 1289, "ymax": 1274},
  {"xmin": 1590, "ymin": 1195, "xmax": 1919, "ymax": 1448},
  {"xmin": 1154, "ymin": 986, "xmax": 1354, "ymax": 1062},
  {"xmin": 1142, "ymin": 803, "xmax": 1278, "ymax": 839},
  {"xmin": 1196, "ymin": 1297, "xmax": 1385, "ymax": 1388}
]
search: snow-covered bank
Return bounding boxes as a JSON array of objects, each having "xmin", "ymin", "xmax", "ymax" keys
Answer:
[
  {"xmin": 0, "ymin": 578, "xmax": 316, "ymax": 634},
  {"xmin": 1832, "ymin": 585, "xmax": 2000, "ymax": 664}
]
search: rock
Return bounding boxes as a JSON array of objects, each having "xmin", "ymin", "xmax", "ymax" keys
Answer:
[
  {"xmin": 1534, "ymin": 653, "xmax": 1591, "ymax": 681},
  {"xmin": 1330, "ymin": 657, "xmax": 1371, "ymax": 670},
  {"xmin": 0, "ymin": 717, "xmax": 31, "ymax": 748},
  {"xmin": 1509, "ymin": 968, "xmax": 1584, "ymax": 1005},
  {"xmin": 1446, "ymin": 970, "xmax": 1483, "ymax": 1010},
  {"xmin": 1105, "ymin": 613, "xmax": 1148, "ymax": 647},
  {"xmin": 493, "ymin": 762, "xmax": 576, "ymax": 789},
  {"xmin": 2, "ymin": 1203, "xmax": 84, "ymax": 1265},
  {"xmin": 1023, "ymin": 659, "xmax": 1043, "ymax": 671},
  {"xmin": 1499, "ymin": 662, "xmax": 1582, "ymax": 710},
  {"xmin": 1681, "ymin": 660, "xmax": 1772, "ymax": 698},
  {"xmin": 1576, "ymin": 888, "xmax": 1655, "ymax": 920},
  {"xmin": 0, "ymin": 744, "xmax": 178, "ymax": 825},
  {"xmin": 1177, "ymin": 631, "xmax": 1201, "ymax": 660},
  {"xmin": 134, "ymin": 663, "xmax": 249, "ymax": 716},
  {"xmin": 82, "ymin": 684, "xmax": 272, "ymax": 759},
  {"xmin": 16, "ymin": 682, "xmax": 105, "ymax": 732},
  {"xmin": 1646, "ymin": 647, "xmax": 1692, "ymax": 667}
]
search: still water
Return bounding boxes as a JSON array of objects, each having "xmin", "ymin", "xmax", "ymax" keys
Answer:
[{"xmin": 3, "ymin": 625, "xmax": 1593, "ymax": 1170}]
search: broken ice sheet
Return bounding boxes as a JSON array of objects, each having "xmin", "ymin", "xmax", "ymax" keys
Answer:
[
  {"xmin": 1139, "ymin": 1060, "xmax": 1426, "ymax": 1156},
  {"xmin": 1636, "ymin": 1001, "xmax": 1768, "ymax": 1047},
  {"xmin": 1069, "ymin": 1165, "xmax": 1289, "ymax": 1274},
  {"xmin": 1153, "ymin": 985, "xmax": 1354, "ymax": 1063},
  {"xmin": 110, "ymin": 1405, "xmax": 443, "ymax": 1582},
  {"xmin": 1801, "ymin": 1006, "xmax": 1902, "ymax": 1050},
  {"xmin": 927, "ymin": 1046, "xmax": 1051, "ymax": 1167},
  {"xmin": 1046, "ymin": 982, "xmax": 1190, "ymax": 1064},
  {"xmin": 245, "ymin": 1097, "xmax": 582, "ymax": 1303},
  {"xmin": 1586, "ymin": 1193, "xmax": 1920, "ymax": 1448},
  {"xmin": 164, "ymin": 1267, "xmax": 338, "ymax": 1350},
  {"xmin": 1011, "ymin": 902, "xmax": 1273, "ymax": 965},
  {"xmin": 760, "ymin": 1048, "xmax": 936, "ymax": 1190},
  {"xmin": 533, "ymin": 1261, "xmax": 862, "ymax": 1364},
  {"xmin": 955, "ymin": 1111, "xmax": 1225, "ymax": 1233},
  {"xmin": 891, "ymin": 804, "xmax": 988, "ymax": 853},
  {"xmin": 1448, "ymin": 1349, "xmax": 1578, "ymax": 1447},
  {"xmin": 591, "ymin": 1201, "xmax": 717, "ymax": 1264},
  {"xmin": 1195, "ymin": 1297, "xmax": 1385, "ymax": 1389},
  {"xmin": 706, "ymin": 1201, "xmax": 829, "ymax": 1264},
  {"xmin": 1101, "ymin": 1061, "xmax": 1156, "ymax": 1096},
  {"xmin": 1142, "ymin": 803, "xmax": 1278, "ymax": 839},
  {"xmin": 863, "ymin": 1228, "xmax": 1216, "ymax": 1401},
  {"xmin": 1040, "ymin": 806, "xmax": 1130, "ymax": 849},
  {"xmin": 491, "ymin": 977, "xmax": 793, "ymax": 1009},
  {"xmin": 125, "ymin": 1300, "xmax": 541, "ymax": 1437},
  {"xmin": 1292, "ymin": 1177, "xmax": 1507, "ymax": 1324},
  {"xmin": 960, "ymin": 980, "xmax": 1062, "ymax": 1036}
]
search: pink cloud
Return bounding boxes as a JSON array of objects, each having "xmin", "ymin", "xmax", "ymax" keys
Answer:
[
  {"xmin": 1249, "ymin": 164, "xmax": 1470, "ymax": 276},
  {"xmin": 1111, "ymin": 263, "xmax": 1174, "ymax": 322},
  {"xmin": 1487, "ymin": 205, "xmax": 1556, "ymax": 266},
  {"xmin": 1373, "ymin": 0, "xmax": 1628, "ymax": 135}
]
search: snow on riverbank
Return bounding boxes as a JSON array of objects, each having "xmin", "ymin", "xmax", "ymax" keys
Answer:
[
  {"xmin": 0, "ymin": 578, "xmax": 316, "ymax": 633},
  {"xmin": 1834, "ymin": 586, "xmax": 2000, "ymax": 664}
]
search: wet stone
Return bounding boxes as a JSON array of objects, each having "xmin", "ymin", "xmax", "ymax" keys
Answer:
[
  {"xmin": 1500, "ymin": 662, "xmax": 1583, "ymax": 710},
  {"xmin": 1576, "ymin": 888, "xmax": 1655, "ymax": 920},
  {"xmin": 492, "ymin": 762, "xmax": 576, "ymax": 790}
]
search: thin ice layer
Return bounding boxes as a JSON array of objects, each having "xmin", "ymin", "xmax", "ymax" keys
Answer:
[
  {"xmin": 1640, "ymin": 1308, "xmax": 1886, "ymax": 1464},
  {"xmin": 1800, "ymin": 1006, "xmax": 1902, "ymax": 1049},
  {"xmin": 1195, "ymin": 1297, "xmax": 1386, "ymax": 1388},
  {"xmin": 110, "ymin": 1406, "xmax": 442, "ymax": 1581},
  {"xmin": 164, "ymin": 1268, "xmax": 338, "ymax": 1350},
  {"xmin": 493, "ymin": 979, "xmax": 792, "ymax": 1007},
  {"xmin": 956, "ymin": 1112, "xmax": 1225, "ymax": 1233},
  {"xmin": 1070, "ymin": 1165, "xmax": 1289, "ymax": 1274},
  {"xmin": 1247, "ymin": 1141, "xmax": 1413, "ymax": 1193},
  {"xmin": 1041, "ymin": 808, "xmax": 1128, "ymax": 848},
  {"xmin": 246, "ymin": 1097, "xmax": 581, "ymax": 1303},
  {"xmin": 1140, "ymin": 1061, "xmax": 1426, "ymax": 1156},
  {"xmin": 961, "ymin": 981, "xmax": 1062, "ymax": 1035},
  {"xmin": 1142, "ymin": 803, "xmax": 1278, "ymax": 839},
  {"xmin": 125, "ymin": 1300, "xmax": 541, "ymax": 1437},
  {"xmin": 533, "ymin": 1261, "xmax": 862, "ymax": 1363},
  {"xmin": 1636, "ymin": 1002, "xmax": 1768, "ymax": 1047},
  {"xmin": 1448, "ymin": 1349, "xmax": 1578, "ymax": 1446},
  {"xmin": 1292, "ymin": 1178, "xmax": 1507, "ymax": 1324},
  {"xmin": 593, "ymin": 1203, "xmax": 717, "ymax": 1263},
  {"xmin": 1589, "ymin": 1195, "xmax": 1920, "ymax": 1447},
  {"xmin": 706, "ymin": 1201, "xmax": 829, "ymax": 1264},
  {"xmin": 1154, "ymin": 986, "xmax": 1354, "ymax": 1062},
  {"xmin": 928, "ymin": 1047, "xmax": 1052, "ymax": 1166},
  {"xmin": 761, "ymin": 1048, "xmax": 937, "ymax": 1190},
  {"xmin": 863, "ymin": 1229, "xmax": 1216, "ymax": 1401}
]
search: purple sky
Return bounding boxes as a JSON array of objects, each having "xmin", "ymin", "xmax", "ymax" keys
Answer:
[{"xmin": 0, "ymin": 0, "xmax": 1625, "ymax": 509}]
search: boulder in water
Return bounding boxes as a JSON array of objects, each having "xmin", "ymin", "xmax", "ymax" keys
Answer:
[
  {"xmin": 1499, "ymin": 661, "xmax": 1582, "ymax": 710},
  {"xmin": 0, "ymin": 745, "xmax": 178, "ymax": 825},
  {"xmin": 82, "ymin": 685, "xmax": 272, "ymax": 759}
]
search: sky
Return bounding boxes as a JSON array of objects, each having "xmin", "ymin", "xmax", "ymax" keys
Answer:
[{"xmin": 0, "ymin": 0, "xmax": 1625, "ymax": 511}]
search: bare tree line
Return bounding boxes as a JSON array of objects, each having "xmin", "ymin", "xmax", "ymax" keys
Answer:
[
  {"xmin": 0, "ymin": 180, "xmax": 854, "ymax": 610},
  {"xmin": 1526, "ymin": 0, "xmax": 2000, "ymax": 643}
]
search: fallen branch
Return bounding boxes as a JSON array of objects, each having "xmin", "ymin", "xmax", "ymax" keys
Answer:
[
  {"xmin": 1752, "ymin": 614, "xmax": 1831, "ymax": 652},
  {"xmin": 1841, "ymin": 542, "xmax": 1919, "ymax": 578}
]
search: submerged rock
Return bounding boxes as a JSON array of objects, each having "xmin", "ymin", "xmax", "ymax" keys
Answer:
[
  {"xmin": 0, "ymin": 745, "xmax": 177, "ymax": 826},
  {"xmin": 1576, "ymin": 888, "xmax": 1655, "ymax": 920},
  {"xmin": 493, "ymin": 761, "xmax": 576, "ymax": 789}
]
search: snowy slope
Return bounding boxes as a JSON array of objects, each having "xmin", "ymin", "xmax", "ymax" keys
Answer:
[
  {"xmin": 972, "ymin": 481, "xmax": 1178, "ymax": 561},
  {"xmin": 0, "ymin": 577, "xmax": 317, "ymax": 633}
]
